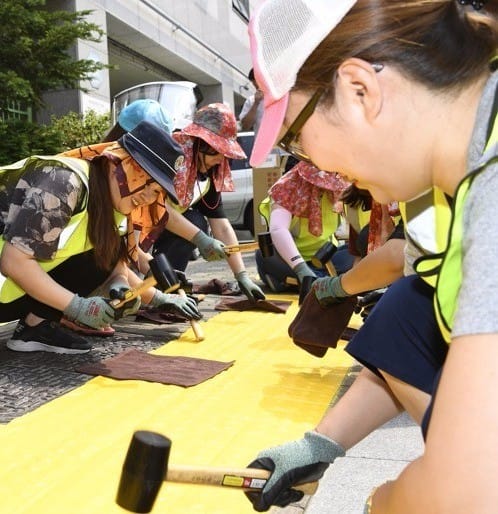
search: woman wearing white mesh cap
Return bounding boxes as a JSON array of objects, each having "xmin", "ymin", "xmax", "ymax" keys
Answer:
[{"xmin": 244, "ymin": 1, "xmax": 498, "ymax": 512}]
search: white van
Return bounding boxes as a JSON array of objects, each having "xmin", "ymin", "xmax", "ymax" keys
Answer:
[{"xmin": 112, "ymin": 81, "xmax": 202, "ymax": 131}]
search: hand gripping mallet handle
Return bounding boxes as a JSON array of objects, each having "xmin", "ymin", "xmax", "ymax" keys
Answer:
[
  {"xmin": 149, "ymin": 253, "xmax": 204, "ymax": 342},
  {"xmin": 116, "ymin": 431, "xmax": 319, "ymax": 513}
]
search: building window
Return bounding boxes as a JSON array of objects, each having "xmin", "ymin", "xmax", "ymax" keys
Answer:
[{"xmin": 232, "ymin": 0, "xmax": 249, "ymax": 22}]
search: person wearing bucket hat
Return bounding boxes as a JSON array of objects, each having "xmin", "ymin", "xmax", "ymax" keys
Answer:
[
  {"xmin": 103, "ymin": 99, "xmax": 174, "ymax": 142},
  {"xmin": 153, "ymin": 102, "xmax": 266, "ymax": 302},
  {"xmin": 255, "ymin": 161, "xmax": 355, "ymax": 294},
  {"xmin": 0, "ymin": 121, "xmax": 201, "ymax": 355},
  {"xmin": 244, "ymin": 1, "xmax": 498, "ymax": 513}
]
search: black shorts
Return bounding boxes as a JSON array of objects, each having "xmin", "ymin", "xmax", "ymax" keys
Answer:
[{"xmin": 345, "ymin": 275, "xmax": 448, "ymax": 436}]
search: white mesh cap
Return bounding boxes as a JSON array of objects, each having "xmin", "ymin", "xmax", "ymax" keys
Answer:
[{"xmin": 249, "ymin": 0, "xmax": 357, "ymax": 166}]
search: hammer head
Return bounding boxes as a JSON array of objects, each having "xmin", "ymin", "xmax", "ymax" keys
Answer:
[
  {"xmin": 257, "ymin": 231, "xmax": 274, "ymax": 259},
  {"xmin": 149, "ymin": 253, "xmax": 180, "ymax": 293},
  {"xmin": 116, "ymin": 431, "xmax": 171, "ymax": 513},
  {"xmin": 310, "ymin": 242, "xmax": 336, "ymax": 269}
]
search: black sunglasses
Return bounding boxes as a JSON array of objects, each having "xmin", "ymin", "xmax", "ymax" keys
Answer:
[
  {"xmin": 277, "ymin": 88, "xmax": 324, "ymax": 164},
  {"xmin": 278, "ymin": 63, "xmax": 384, "ymax": 164}
]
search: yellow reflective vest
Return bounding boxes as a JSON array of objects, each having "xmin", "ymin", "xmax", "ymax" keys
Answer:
[
  {"xmin": 415, "ymin": 98, "xmax": 498, "ymax": 342},
  {"xmin": 259, "ymin": 195, "xmax": 341, "ymax": 261},
  {"xmin": 0, "ymin": 156, "xmax": 125, "ymax": 302}
]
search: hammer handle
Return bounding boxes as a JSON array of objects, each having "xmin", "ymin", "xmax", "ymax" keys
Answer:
[
  {"xmin": 166, "ymin": 464, "xmax": 318, "ymax": 495},
  {"xmin": 325, "ymin": 262, "xmax": 337, "ymax": 277},
  {"xmin": 110, "ymin": 276, "xmax": 157, "ymax": 308},
  {"xmin": 178, "ymin": 288, "xmax": 205, "ymax": 341},
  {"xmin": 224, "ymin": 241, "xmax": 260, "ymax": 254}
]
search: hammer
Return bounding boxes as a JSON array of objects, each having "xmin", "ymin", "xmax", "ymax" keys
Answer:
[
  {"xmin": 223, "ymin": 241, "xmax": 260, "ymax": 255},
  {"xmin": 150, "ymin": 253, "xmax": 204, "ymax": 341},
  {"xmin": 110, "ymin": 254, "xmax": 204, "ymax": 341},
  {"xmin": 223, "ymin": 232, "xmax": 275, "ymax": 256},
  {"xmin": 310, "ymin": 242, "xmax": 337, "ymax": 277},
  {"xmin": 116, "ymin": 430, "xmax": 319, "ymax": 513}
]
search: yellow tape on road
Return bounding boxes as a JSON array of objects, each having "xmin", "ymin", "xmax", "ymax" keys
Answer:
[{"xmin": 0, "ymin": 295, "xmax": 356, "ymax": 514}]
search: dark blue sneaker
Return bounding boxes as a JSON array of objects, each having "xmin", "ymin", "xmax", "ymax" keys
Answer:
[{"xmin": 7, "ymin": 319, "xmax": 92, "ymax": 354}]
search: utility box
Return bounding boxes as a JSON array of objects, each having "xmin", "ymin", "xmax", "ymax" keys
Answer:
[{"xmin": 252, "ymin": 150, "xmax": 285, "ymax": 236}]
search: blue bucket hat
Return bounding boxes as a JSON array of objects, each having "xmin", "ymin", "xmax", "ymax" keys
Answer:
[{"xmin": 118, "ymin": 99, "xmax": 173, "ymax": 135}]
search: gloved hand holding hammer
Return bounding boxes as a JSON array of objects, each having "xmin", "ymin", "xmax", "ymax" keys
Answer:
[
  {"xmin": 245, "ymin": 431, "xmax": 345, "ymax": 512},
  {"xmin": 147, "ymin": 290, "xmax": 202, "ymax": 320},
  {"xmin": 108, "ymin": 278, "xmax": 142, "ymax": 319}
]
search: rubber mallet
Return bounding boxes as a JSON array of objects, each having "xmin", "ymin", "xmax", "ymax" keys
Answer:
[{"xmin": 116, "ymin": 430, "xmax": 318, "ymax": 513}]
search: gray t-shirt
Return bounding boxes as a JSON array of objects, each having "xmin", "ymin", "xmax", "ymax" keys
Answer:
[{"xmin": 452, "ymin": 72, "xmax": 498, "ymax": 337}]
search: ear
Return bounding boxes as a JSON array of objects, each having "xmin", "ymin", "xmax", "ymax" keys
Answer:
[{"xmin": 335, "ymin": 58, "xmax": 383, "ymax": 123}]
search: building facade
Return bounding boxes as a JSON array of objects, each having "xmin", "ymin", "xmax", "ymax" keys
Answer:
[{"xmin": 41, "ymin": 0, "xmax": 259, "ymax": 124}]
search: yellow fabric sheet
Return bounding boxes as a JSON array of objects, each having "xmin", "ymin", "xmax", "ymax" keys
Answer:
[{"xmin": 0, "ymin": 296, "xmax": 357, "ymax": 514}]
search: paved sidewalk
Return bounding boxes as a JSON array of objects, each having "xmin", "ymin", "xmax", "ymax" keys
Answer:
[{"xmin": 0, "ymin": 247, "xmax": 423, "ymax": 513}]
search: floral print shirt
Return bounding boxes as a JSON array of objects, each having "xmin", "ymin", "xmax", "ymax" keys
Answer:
[{"xmin": 1, "ymin": 160, "xmax": 85, "ymax": 260}]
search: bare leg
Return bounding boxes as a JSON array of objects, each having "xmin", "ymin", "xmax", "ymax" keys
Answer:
[
  {"xmin": 381, "ymin": 371, "xmax": 431, "ymax": 425},
  {"xmin": 316, "ymin": 367, "xmax": 403, "ymax": 450}
]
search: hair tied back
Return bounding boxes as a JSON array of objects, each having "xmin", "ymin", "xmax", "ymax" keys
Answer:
[{"xmin": 458, "ymin": 0, "xmax": 486, "ymax": 10}]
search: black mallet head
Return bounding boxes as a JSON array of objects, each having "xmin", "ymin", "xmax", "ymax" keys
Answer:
[
  {"xmin": 116, "ymin": 431, "xmax": 171, "ymax": 513},
  {"xmin": 149, "ymin": 253, "xmax": 180, "ymax": 293}
]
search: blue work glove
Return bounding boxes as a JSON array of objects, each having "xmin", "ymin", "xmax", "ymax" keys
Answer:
[
  {"xmin": 63, "ymin": 295, "xmax": 116, "ymax": 330},
  {"xmin": 245, "ymin": 431, "xmax": 345, "ymax": 512},
  {"xmin": 235, "ymin": 271, "xmax": 266, "ymax": 302},
  {"xmin": 312, "ymin": 275, "xmax": 348, "ymax": 306},
  {"xmin": 108, "ymin": 280, "xmax": 142, "ymax": 320},
  {"xmin": 148, "ymin": 290, "xmax": 202, "ymax": 320},
  {"xmin": 293, "ymin": 262, "xmax": 317, "ymax": 283},
  {"xmin": 192, "ymin": 230, "xmax": 227, "ymax": 261}
]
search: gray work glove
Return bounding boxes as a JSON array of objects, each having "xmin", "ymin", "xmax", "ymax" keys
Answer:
[
  {"xmin": 245, "ymin": 431, "xmax": 345, "ymax": 512},
  {"xmin": 108, "ymin": 279, "xmax": 142, "ymax": 320},
  {"xmin": 148, "ymin": 290, "xmax": 202, "ymax": 320},
  {"xmin": 293, "ymin": 262, "xmax": 317, "ymax": 283},
  {"xmin": 312, "ymin": 275, "xmax": 348, "ymax": 306},
  {"xmin": 235, "ymin": 270, "xmax": 266, "ymax": 302},
  {"xmin": 63, "ymin": 295, "xmax": 116, "ymax": 330},
  {"xmin": 192, "ymin": 230, "xmax": 227, "ymax": 261}
]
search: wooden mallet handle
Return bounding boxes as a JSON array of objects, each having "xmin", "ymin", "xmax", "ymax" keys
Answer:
[
  {"xmin": 166, "ymin": 464, "xmax": 318, "ymax": 495},
  {"xmin": 109, "ymin": 276, "xmax": 158, "ymax": 309},
  {"xmin": 179, "ymin": 288, "xmax": 204, "ymax": 341},
  {"xmin": 224, "ymin": 241, "xmax": 260, "ymax": 254}
]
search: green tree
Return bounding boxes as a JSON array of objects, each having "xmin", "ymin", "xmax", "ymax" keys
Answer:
[
  {"xmin": 0, "ymin": 0, "xmax": 107, "ymax": 110},
  {"xmin": 48, "ymin": 110, "xmax": 111, "ymax": 151},
  {"xmin": 0, "ymin": 110, "xmax": 111, "ymax": 165}
]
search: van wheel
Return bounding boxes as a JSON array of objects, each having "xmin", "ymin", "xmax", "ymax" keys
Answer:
[{"xmin": 244, "ymin": 201, "xmax": 254, "ymax": 236}]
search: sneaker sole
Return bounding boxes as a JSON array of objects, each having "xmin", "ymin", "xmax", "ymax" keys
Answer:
[{"xmin": 6, "ymin": 339, "xmax": 91, "ymax": 354}]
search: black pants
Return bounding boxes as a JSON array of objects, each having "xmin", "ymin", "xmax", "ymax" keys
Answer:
[
  {"xmin": 0, "ymin": 250, "xmax": 111, "ymax": 323},
  {"xmin": 153, "ymin": 208, "xmax": 208, "ymax": 272}
]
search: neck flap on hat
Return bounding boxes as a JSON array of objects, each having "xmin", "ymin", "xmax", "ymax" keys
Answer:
[
  {"xmin": 367, "ymin": 201, "xmax": 399, "ymax": 254},
  {"xmin": 269, "ymin": 162, "xmax": 349, "ymax": 236},
  {"xmin": 60, "ymin": 142, "xmax": 169, "ymax": 270},
  {"xmin": 172, "ymin": 132, "xmax": 234, "ymax": 208}
]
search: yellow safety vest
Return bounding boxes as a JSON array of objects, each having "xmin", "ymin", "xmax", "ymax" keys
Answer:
[
  {"xmin": 415, "ymin": 91, "xmax": 498, "ymax": 341},
  {"xmin": 258, "ymin": 195, "xmax": 341, "ymax": 261},
  {"xmin": 400, "ymin": 188, "xmax": 452, "ymax": 286},
  {"xmin": 0, "ymin": 156, "xmax": 126, "ymax": 302}
]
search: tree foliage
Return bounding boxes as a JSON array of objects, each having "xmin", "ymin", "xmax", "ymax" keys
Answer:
[
  {"xmin": 49, "ymin": 109, "xmax": 111, "ymax": 151},
  {"xmin": 0, "ymin": 110, "xmax": 111, "ymax": 166},
  {"xmin": 0, "ymin": 0, "xmax": 107, "ymax": 110}
]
